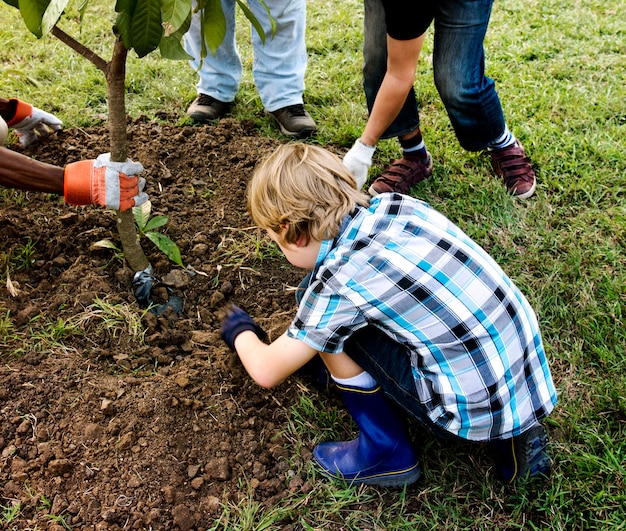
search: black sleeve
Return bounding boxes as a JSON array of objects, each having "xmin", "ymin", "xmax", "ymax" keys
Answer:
[{"xmin": 381, "ymin": 0, "xmax": 434, "ymax": 40}]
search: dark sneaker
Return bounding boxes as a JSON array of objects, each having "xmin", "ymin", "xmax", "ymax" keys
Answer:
[
  {"xmin": 492, "ymin": 424, "xmax": 552, "ymax": 483},
  {"xmin": 489, "ymin": 140, "xmax": 537, "ymax": 199},
  {"xmin": 368, "ymin": 154, "xmax": 433, "ymax": 196},
  {"xmin": 187, "ymin": 94, "xmax": 231, "ymax": 123},
  {"xmin": 269, "ymin": 104, "xmax": 316, "ymax": 138}
]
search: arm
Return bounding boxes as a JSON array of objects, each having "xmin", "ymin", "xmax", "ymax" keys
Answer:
[
  {"xmin": 0, "ymin": 148, "xmax": 148, "ymax": 211},
  {"xmin": 0, "ymin": 146, "xmax": 65, "ymax": 194},
  {"xmin": 220, "ymin": 305, "xmax": 319, "ymax": 388},
  {"xmin": 235, "ymin": 331, "xmax": 366, "ymax": 387},
  {"xmin": 1, "ymin": 98, "xmax": 62, "ymax": 147},
  {"xmin": 0, "ymin": 98, "xmax": 16, "ymax": 120},
  {"xmin": 343, "ymin": 34, "xmax": 425, "ymax": 188},
  {"xmin": 234, "ymin": 331, "xmax": 318, "ymax": 389},
  {"xmin": 361, "ymin": 34, "xmax": 425, "ymax": 146}
]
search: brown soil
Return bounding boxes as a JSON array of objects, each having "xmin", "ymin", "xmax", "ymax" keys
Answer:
[{"xmin": 0, "ymin": 117, "xmax": 345, "ymax": 530}]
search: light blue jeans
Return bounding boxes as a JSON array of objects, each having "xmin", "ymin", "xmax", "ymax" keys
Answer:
[
  {"xmin": 363, "ymin": 0, "xmax": 507, "ymax": 151},
  {"xmin": 183, "ymin": 0, "xmax": 308, "ymax": 112}
]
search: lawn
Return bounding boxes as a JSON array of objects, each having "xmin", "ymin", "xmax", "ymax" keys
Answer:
[{"xmin": 1, "ymin": 0, "xmax": 625, "ymax": 529}]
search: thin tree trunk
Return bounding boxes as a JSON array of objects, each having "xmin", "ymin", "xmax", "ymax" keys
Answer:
[
  {"xmin": 52, "ymin": 26, "xmax": 150, "ymax": 273},
  {"xmin": 107, "ymin": 39, "xmax": 150, "ymax": 272}
]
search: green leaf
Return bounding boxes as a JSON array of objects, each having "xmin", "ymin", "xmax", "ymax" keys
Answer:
[
  {"xmin": 41, "ymin": 0, "xmax": 69, "ymax": 35},
  {"xmin": 161, "ymin": 0, "xmax": 191, "ymax": 36},
  {"xmin": 235, "ymin": 0, "xmax": 271, "ymax": 44},
  {"xmin": 90, "ymin": 239, "xmax": 121, "ymax": 252},
  {"xmin": 4, "ymin": 0, "xmax": 20, "ymax": 8},
  {"xmin": 15, "ymin": 0, "xmax": 50, "ymax": 38},
  {"xmin": 115, "ymin": 11, "xmax": 133, "ymax": 49},
  {"xmin": 159, "ymin": 13, "xmax": 192, "ymax": 60},
  {"xmin": 159, "ymin": 33, "xmax": 193, "ymax": 60},
  {"xmin": 143, "ymin": 215, "xmax": 169, "ymax": 232},
  {"xmin": 115, "ymin": 0, "xmax": 136, "ymax": 15},
  {"xmin": 130, "ymin": 0, "xmax": 164, "ymax": 58},
  {"xmin": 199, "ymin": 0, "xmax": 226, "ymax": 56},
  {"xmin": 132, "ymin": 200, "xmax": 152, "ymax": 231},
  {"xmin": 145, "ymin": 232, "xmax": 184, "ymax": 267}
]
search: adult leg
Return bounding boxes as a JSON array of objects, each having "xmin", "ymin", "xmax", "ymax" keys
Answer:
[
  {"xmin": 249, "ymin": 0, "xmax": 316, "ymax": 137},
  {"xmin": 183, "ymin": 0, "xmax": 241, "ymax": 118},
  {"xmin": 248, "ymin": 0, "xmax": 306, "ymax": 111}
]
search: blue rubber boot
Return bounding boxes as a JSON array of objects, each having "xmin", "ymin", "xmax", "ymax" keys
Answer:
[
  {"xmin": 313, "ymin": 384, "xmax": 421, "ymax": 487},
  {"xmin": 491, "ymin": 424, "xmax": 553, "ymax": 483}
]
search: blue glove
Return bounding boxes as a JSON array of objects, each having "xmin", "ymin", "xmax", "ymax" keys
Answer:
[{"xmin": 220, "ymin": 305, "xmax": 267, "ymax": 351}]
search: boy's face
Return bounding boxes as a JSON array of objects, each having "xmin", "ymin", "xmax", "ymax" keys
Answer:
[{"xmin": 267, "ymin": 227, "xmax": 321, "ymax": 270}]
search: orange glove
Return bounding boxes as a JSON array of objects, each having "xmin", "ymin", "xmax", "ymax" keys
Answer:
[
  {"xmin": 7, "ymin": 99, "xmax": 63, "ymax": 147},
  {"xmin": 64, "ymin": 153, "xmax": 148, "ymax": 211}
]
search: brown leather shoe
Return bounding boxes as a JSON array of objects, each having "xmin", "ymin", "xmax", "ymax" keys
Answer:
[
  {"xmin": 489, "ymin": 140, "xmax": 537, "ymax": 199},
  {"xmin": 368, "ymin": 154, "xmax": 433, "ymax": 196}
]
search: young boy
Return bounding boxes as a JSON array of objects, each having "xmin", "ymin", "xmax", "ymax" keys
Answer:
[{"xmin": 220, "ymin": 143, "xmax": 557, "ymax": 487}]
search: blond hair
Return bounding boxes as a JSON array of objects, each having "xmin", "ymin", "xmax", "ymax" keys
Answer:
[{"xmin": 247, "ymin": 143, "xmax": 370, "ymax": 245}]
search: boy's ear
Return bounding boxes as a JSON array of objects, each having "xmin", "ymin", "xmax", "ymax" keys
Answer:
[{"xmin": 295, "ymin": 233, "xmax": 309, "ymax": 248}]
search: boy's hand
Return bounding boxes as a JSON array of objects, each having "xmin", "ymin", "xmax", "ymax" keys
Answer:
[
  {"xmin": 220, "ymin": 305, "xmax": 267, "ymax": 351},
  {"xmin": 7, "ymin": 99, "xmax": 63, "ymax": 147},
  {"xmin": 64, "ymin": 153, "xmax": 148, "ymax": 211},
  {"xmin": 343, "ymin": 139, "xmax": 376, "ymax": 190}
]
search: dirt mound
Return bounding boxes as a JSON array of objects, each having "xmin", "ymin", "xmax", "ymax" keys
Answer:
[{"xmin": 1, "ymin": 117, "xmax": 327, "ymax": 530}]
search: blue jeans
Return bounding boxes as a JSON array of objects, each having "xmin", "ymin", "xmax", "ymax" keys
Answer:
[
  {"xmin": 184, "ymin": 0, "xmax": 307, "ymax": 112},
  {"xmin": 363, "ymin": 0, "xmax": 507, "ymax": 151}
]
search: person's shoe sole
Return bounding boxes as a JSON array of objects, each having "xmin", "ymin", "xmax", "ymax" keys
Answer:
[
  {"xmin": 512, "ymin": 180, "xmax": 537, "ymax": 199},
  {"xmin": 314, "ymin": 453, "xmax": 422, "ymax": 488},
  {"xmin": 188, "ymin": 112, "xmax": 221, "ymax": 124},
  {"xmin": 270, "ymin": 116, "xmax": 316, "ymax": 139},
  {"xmin": 516, "ymin": 424, "xmax": 552, "ymax": 479}
]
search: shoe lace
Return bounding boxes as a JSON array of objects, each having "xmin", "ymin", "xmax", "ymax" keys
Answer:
[
  {"xmin": 197, "ymin": 93, "xmax": 218, "ymax": 106},
  {"xmin": 284, "ymin": 104, "xmax": 306, "ymax": 117}
]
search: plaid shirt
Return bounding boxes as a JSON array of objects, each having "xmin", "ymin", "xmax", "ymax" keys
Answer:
[{"xmin": 287, "ymin": 194, "xmax": 557, "ymax": 440}]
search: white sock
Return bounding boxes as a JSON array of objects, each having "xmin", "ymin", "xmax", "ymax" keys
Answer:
[
  {"xmin": 487, "ymin": 127, "xmax": 516, "ymax": 151},
  {"xmin": 332, "ymin": 371, "xmax": 378, "ymax": 389},
  {"xmin": 403, "ymin": 139, "xmax": 426, "ymax": 153}
]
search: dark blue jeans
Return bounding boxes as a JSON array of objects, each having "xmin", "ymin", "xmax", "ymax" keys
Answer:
[
  {"xmin": 362, "ymin": 0, "xmax": 507, "ymax": 151},
  {"xmin": 296, "ymin": 274, "xmax": 455, "ymax": 441},
  {"xmin": 343, "ymin": 325, "xmax": 456, "ymax": 441}
]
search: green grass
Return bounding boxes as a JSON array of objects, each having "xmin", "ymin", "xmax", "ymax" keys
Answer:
[{"xmin": 2, "ymin": 0, "xmax": 626, "ymax": 528}]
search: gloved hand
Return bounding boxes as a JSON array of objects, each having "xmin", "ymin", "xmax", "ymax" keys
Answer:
[
  {"xmin": 343, "ymin": 139, "xmax": 376, "ymax": 190},
  {"xmin": 6, "ymin": 99, "xmax": 63, "ymax": 147},
  {"xmin": 64, "ymin": 153, "xmax": 148, "ymax": 211},
  {"xmin": 220, "ymin": 305, "xmax": 267, "ymax": 351}
]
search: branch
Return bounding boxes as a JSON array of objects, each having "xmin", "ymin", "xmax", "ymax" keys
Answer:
[{"xmin": 50, "ymin": 26, "xmax": 108, "ymax": 73}]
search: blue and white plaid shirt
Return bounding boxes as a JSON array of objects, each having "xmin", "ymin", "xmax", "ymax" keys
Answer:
[{"xmin": 287, "ymin": 194, "xmax": 557, "ymax": 440}]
